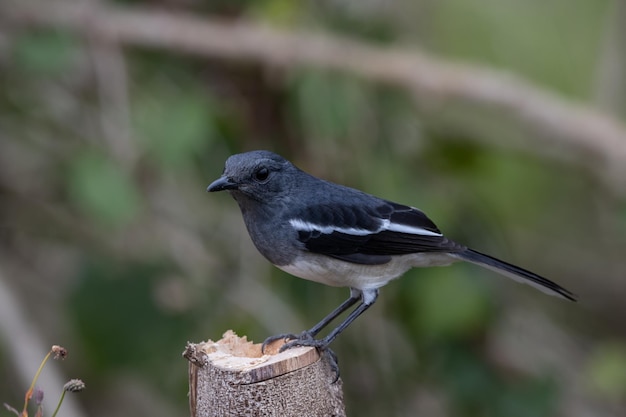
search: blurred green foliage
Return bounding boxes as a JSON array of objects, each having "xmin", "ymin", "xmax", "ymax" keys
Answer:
[
  {"xmin": 435, "ymin": 345, "xmax": 558, "ymax": 417},
  {"xmin": 427, "ymin": 0, "xmax": 610, "ymax": 97},
  {"xmin": 13, "ymin": 31, "xmax": 78, "ymax": 76},
  {"xmin": 1, "ymin": 0, "xmax": 624, "ymax": 416},
  {"xmin": 413, "ymin": 269, "xmax": 491, "ymax": 338},
  {"xmin": 133, "ymin": 83, "xmax": 217, "ymax": 168},
  {"xmin": 587, "ymin": 342, "xmax": 626, "ymax": 399},
  {"xmin": 68, "ymin": 152, "xmax": 141, "ymax": 227},
  {"xmin": 69, "ymin": 259, "xmax": 191, "ymax": 373}
]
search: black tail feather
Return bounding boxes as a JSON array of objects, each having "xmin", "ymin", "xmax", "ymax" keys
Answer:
[{"xmin": 455, "ymin": 248, "xmax": 577, "ymax": 301}]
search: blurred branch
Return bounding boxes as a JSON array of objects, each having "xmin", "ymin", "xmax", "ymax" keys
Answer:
[
  {"xmin": 88, "ymin": 34, "xmax": 136, "ymax": 170},
  {"xmin": 594, "ymin": 0, "xmax": 626, "ymax": 118},
  {"xmin": 4, "ymin": 0, "xmax": 626, "ymax": 194}
]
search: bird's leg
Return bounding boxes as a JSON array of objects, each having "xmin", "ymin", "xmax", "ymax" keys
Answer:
[
  {"xmin": 279, "ymin": 288, "xmax": 379, "ymax": 352},
  {"xmin": 306, "ymin": 288, "xmax": 362, "ymax": 338},
  {"xmin": 261, "ymin": 288, "xmax": 361, "ymax": 353}
]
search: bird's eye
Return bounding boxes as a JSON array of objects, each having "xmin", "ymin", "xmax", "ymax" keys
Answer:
[{"xmin": 253, "ymin": 167, "xmax": 270, "ymax": 182}]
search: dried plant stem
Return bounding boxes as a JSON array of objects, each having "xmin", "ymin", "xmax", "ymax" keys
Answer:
[
  {"xmin": 21, "ymin": 351, "xmax": 52, "ymax": 416},
  {"xmin": 50, "ymin": 390, "xmax": 67, "ymax": 417}
]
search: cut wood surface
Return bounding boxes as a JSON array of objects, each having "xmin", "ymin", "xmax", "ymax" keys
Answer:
[{"xmin": 184, "ymin": 330, "xmax": 346, "ymax": 417}]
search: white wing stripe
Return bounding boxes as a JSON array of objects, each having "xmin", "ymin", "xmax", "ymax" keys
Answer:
[
  {"xmin": 289, "ymin": 219, "xmax": 374, "ymax": 236},
  {"xmin": 289, "ymin": 218, "xmax": 442, "ymax": 237},
  {"xmin": 382, "ymin": 219, "xmax": 442, "ymax": 236}
]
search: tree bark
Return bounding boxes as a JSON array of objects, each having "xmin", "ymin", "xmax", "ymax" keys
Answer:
[{"xmin": 183, "ymin": 330, "xmax": 346, "ymax": 417}]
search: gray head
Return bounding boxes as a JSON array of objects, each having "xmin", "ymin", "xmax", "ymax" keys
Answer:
[{"xmin": 207, "ymin": 150, "xmax": 300, "ymax": 203}]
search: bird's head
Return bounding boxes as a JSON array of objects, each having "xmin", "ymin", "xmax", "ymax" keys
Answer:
[{"xmin": 207, "ymin": 150, "xmax": 296, "ymax": 203}]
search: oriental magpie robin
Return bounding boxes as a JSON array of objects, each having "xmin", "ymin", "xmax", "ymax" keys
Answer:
[{"xmin": 208, "ymin": 150, "xmax": 576, "ymax": 353}]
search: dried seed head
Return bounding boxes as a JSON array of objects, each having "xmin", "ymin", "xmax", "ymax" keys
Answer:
[
  {"xmin": 51, "ymin": 345, "xmax": 67, "ymax": 360},
  {"xmin": 63, "ymin": 379, "xmax": 85, "ymax": 393}
]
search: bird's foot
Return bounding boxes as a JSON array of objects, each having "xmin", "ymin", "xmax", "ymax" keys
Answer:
[
  {"xmin": 278, "ymin": 336, "xmax": 328, "ymax": 352},
  {"xmin": 262, "ymin": 333, "xmax": 340, "ymax": 382},
  {"xmin": 278, "ymin": 337, "xmax": 340, "ymax": 382},
  {"xmin": 261, "ymin": 331, "xmax": 314, "ymax": 354}
]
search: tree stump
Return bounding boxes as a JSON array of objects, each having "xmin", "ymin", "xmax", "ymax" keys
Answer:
[{"xmin": 183, "ymin": 330, "xmax": 346, "ymax": 417}]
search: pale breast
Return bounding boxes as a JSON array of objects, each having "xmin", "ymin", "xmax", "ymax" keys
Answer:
[{"xmin": 277, "ymin": 252, "xmax": 458, "ymax": 290}]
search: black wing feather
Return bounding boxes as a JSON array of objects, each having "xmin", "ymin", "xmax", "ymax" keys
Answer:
[
  {"xmin": 293, "ymin": 202, "xmax": 464, "ymax": 265},
  {"xmin": 385, "ymin": 201, "xmax": 441, "ymax": 235}
]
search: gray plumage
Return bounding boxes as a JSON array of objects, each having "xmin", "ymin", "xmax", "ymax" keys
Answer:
[{"xmin": 207, "ymin": 150, "xmax": 576, "ymax": 352}]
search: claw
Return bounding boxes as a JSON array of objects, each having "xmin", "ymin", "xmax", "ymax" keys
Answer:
[
  {"xmin": 261, "ymin": 331, "xmax": 314, "ymax": 353},
  {"xmin": 276, "ymin": 339, "xmax": 340, "ymax": 383},
  {"xmin": 262, "ymin": 332, "xmax": 341, "ymax": 382},
  {"xmin": 322, "ymin": 348, "xmax": 340, "ymax": 383},
  {"xmin": 261, "ymin": 333, "xmax": 298, "ymax": 354},
  {"xmin": 278, "ymin": 337, "xmax": 328, "ymax": 352}
]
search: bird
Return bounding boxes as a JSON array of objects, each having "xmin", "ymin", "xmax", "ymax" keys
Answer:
[{"xmin": 207, "ymin": 150, "xmax": 576, "ymax": 354}]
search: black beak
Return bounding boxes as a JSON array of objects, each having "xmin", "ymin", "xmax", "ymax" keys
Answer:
[{"xmin": 207, "ymin": 176, "xmax": 238, "ymax": 192}]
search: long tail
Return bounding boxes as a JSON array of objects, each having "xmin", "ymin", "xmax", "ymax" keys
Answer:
[{"xmin": 453, "ymin": 248, "xmax": 577, "ymax": 301}]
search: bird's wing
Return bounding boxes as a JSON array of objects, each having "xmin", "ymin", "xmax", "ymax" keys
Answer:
[{"xmin": 290, "ymin": 201, "xmax": 464, "ymax": 265}]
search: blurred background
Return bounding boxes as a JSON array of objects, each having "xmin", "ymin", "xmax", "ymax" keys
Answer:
[{"xmin": 1, "ymin": 0, "xmax": 626, "ymax": 416}]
